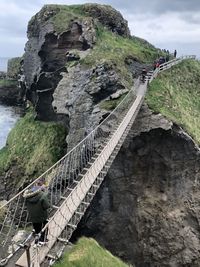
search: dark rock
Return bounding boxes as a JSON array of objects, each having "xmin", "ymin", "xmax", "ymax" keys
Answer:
[
  {"xmin": 83, "ymin": 4, "xmax": 130, "ymax": 37},
  {"xmin": 85, "ymin": 63, "xmax": 125, "ymax": 103},
  {"xmin": 0, "ymin": 81, "xmax": 21, "ymax": 106},
  {"xmin": 23, "ymin": 5, "xmax": 97, "ymax": 122},
  {"xmin": 66, "ymin": 51, "xmax": 80, "ymax": 61},
  {"xmin": 73, "ymin": 104, "xmax": 200, "ymax": 267},
  {"xmin": 53, "ymin": 61, "xmax": 127, "ymax": 150}
]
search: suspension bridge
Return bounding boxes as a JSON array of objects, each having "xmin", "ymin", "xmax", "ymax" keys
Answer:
[{"xmin": 0, "ymin": 55, "xmax": 196, "ymax": 267}]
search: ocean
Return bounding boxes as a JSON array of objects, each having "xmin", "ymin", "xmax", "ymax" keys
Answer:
[
  {"xmin": 0, "ymin": 57, "xmax": 9, "ymax": 72},
  {"xmin": 0, "ymin": 105, "xmax": 20, "ymax": 149},
  {"xmin": 0, "ymin": 57, "xmax": 21, "ymax": 148}
]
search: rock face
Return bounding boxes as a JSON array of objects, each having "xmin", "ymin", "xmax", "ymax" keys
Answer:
[
  {"xmin": 0, "ymin": 81, "xmax": 20, "ymax": 106},
  {"xmin": 73, "ymin": 104, "xmax": 200, "ymax": 267},
  {"xmin": 23, "ymin": 5, "xmax": 96, "ymax": 122},
  {"xmin": 53, "ymin": 61, "xmax": 126, "ymax": 150},
  {"xmin": 22, "ymin": 4, "xmax": 129, "ymax": 123},
  {"xmin": 82, "ymin": 4, "xmax": 130, "ymax": 37}
]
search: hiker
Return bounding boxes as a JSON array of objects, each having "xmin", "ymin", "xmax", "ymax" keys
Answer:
[
  {"xmin": 158, "ymin": 56, "xmax": 165, "ymax": 65},
  {"xmin": 23, "ymin": 180, "xmax": 50, "ymax": 245},
  {"xmin": 174, "ymin": 49, "xmax": 177, "ymax": 58},
  {"xmin": 141, "ymin": 67, "xmax": 147, "ymax": 82},
  {"xmin": 153, "ymin": 60, "xmax": 158, "ymax": 70},
  {"xmin": 156, "ymin": 62, "xmax": 160, "ymax": 69},
  {"xmin": 166, "ymin": 52, "xmax": 170, "ymax": 62}
]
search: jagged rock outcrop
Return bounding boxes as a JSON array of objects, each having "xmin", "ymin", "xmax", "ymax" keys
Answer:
[
  {"xmin": 73, "ymin": 104, "xmax": 200, "ymax": 267},
  {"xmin": 22, "ymin": 4, "xmax": 130, "ymax": 122},
  {"xmin": 53, "ymin": 61, "xmax": 126, "ymax": 150},
  {"xmin": 82, "ymin": 4, "xmax": 130, "ymax": 37}
]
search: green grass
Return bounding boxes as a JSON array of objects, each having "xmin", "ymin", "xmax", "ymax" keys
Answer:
[
  {"xmin": 0, "ymin": 109, "xmax": 67, "ymax": 186},
  {"xmin": 81, "ymin": 26, "xmax": 158, "ymax": 88},
  {"xmin": 146, "ymin": 59, "xmax": 200, "ymax": 144},
  {"xmin": 0, "ymin": 79, "xmax": 17, "ymax": 87},
  {"xmin": 54, "ymin": 237, "xmax": 131, "ymax": 267},
  {"xmin": 48, "ymin": 5, "xmax": 85, "ymax": 33},
  {"xmin": 28, "ymin": 4, "xmax": 85, "ymax": 35}
]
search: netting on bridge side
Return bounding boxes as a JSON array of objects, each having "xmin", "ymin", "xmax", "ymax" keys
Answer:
[{"xmin": 0, "ymin": 79, "xmax": 138, "ymax": 265}]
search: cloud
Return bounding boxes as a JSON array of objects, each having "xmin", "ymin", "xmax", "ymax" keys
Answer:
[
  {"xmin": 128, "ymin": 12, "xmax": 200, "ymax": 43},
  {"xmin": 99, "ymin": 0, "xmax": 200, "ymax": 14},
  {"xmin": 0, "ymin": 0, "xmax": 200, "ymax": 58}
]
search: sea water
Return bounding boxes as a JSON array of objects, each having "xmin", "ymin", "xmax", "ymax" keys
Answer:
[
  {"xmin": 0, "ymin": 105, "xmax": 20, "ymax": 149},
  {"xmin": 0, "ymin": 57, "xmax": 9, "ymax": 72}
]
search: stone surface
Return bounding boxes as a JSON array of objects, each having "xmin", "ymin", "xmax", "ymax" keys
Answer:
[
  {"xmin": 83, "ymin": 4, "xmax": 130, "ymax": 37},
  {"xmin": 53, "ymin": 61, "xmax": 127, "ymax": 150},
  {"xmin": 23, "ymin": 6, "xmax": 96, "ymax": 121},
  {"xmin": 0, "ymin": 82, "xmax": 20, "ymax": 106},
  {"xmin": 73, "ymin": 104, "xmax": 200, "ymax": 267},
  {"xmin": 22, "ymin": 4, "xmax": 131, "ymax": 122}
]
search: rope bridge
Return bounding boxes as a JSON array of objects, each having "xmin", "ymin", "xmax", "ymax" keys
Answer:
[{"xmin": 0, "ymin": 55, "xmax": 195, "ymax": 267}]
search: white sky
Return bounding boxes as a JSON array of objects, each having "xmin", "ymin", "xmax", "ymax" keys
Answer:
[{"xmin": 0, "ymin": 0, "xmax": 200, "ymax": 58}]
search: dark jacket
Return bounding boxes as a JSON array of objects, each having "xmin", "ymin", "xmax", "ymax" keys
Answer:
[{"xmin": 23, "ymin": 188, "xmax": 50, "ymax": 223}]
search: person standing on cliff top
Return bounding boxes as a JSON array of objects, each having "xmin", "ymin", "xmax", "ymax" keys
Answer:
[
  {"xmin": 174, "ymin": 49, "xmax": 177, "ymax": 58},
  {"xmin": 23, "ymin": 180, "xmax": 50, "ymax": 245}
]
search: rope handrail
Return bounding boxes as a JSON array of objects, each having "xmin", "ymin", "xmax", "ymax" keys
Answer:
[{"xmin": 0, "ymin": 55, "xmax": 196, "ymax": 266}]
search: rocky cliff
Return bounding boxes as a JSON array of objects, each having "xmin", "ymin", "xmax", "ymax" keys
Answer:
[
  {"xmin": 22, "ymin": 3, "xmax": 156, "ymax": 148},
  {"xmin": 22, "ymin": 4, "xmax": 131, "ymax": 124},
  {"xmin": 3, "ymin": 4, "xmax": 200, "ymax": 267},
  {"xmin": 73, "ymin": 103, "xmax": 200, "ymax": 267}
]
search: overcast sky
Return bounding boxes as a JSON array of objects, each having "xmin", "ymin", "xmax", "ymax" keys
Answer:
[{"xmin": 0, "ymin": 0, "xmax": 200, "ymax": 59}]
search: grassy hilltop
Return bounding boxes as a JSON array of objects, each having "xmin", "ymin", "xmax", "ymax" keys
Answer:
[{"xmin": 147, "ymin": 59, "xmax": 200, "ymax": 144}]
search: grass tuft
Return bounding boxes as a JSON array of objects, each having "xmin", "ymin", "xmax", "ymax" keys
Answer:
[
  {"xmin": 49, "ymin": 5, "xmax": 85, "ymax": 33},
  {"xmin": 53, "ymin": 237, "xmax": 131, "ymax": 267}
]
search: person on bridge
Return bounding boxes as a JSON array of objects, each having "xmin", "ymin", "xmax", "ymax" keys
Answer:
[
  {"xmin": 23, "ymin": 180, "xmax": 50, "ymax": 245},
  {"xmin": 141, "ymin": 67, "xmax": 147, "ymax": 82}
]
